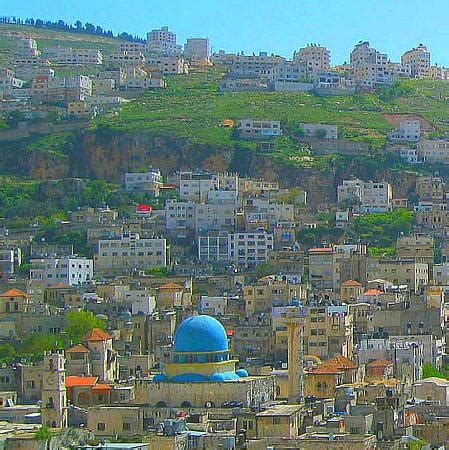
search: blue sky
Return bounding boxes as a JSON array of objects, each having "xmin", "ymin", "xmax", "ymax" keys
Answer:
[{"xmin": 4, "ymin": 0, "xmax": 449, "ymax": 66}]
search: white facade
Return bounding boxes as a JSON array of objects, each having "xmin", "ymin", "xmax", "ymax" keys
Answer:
[
  {"xmin": 146, "ymin": 27, "xmax": 182, "ymax": 55},
  {"xmin": 41, "ymin": 47, "xmax": 103, "ymax": 65},
  {"xmin": 146, "ymin": 56, "xmax": 188, "ymax": 75},
  {"xmin": 124, "ymin": 170, "xmax": 163, "ymax": 193},
  {"xmin": 95, "ymin": 233, "xmax": 167, "ymax": 273},
  {"xmin": 337, "ymin": 179, "xmax": 392, "ymax": 212},
  {"xmin": 388, "ymin": 121, "xmax": 421, "ymax": 142},
  {"xmin": 237, "ymin": 119, "xmax": 282, "ymax": 138},
  {"xmin": 199, "ymin": 296, "xmax": 227, "ymax": 315},
  {"xmin": 228, "ymin": 231, "xmax": 274, "ymax": 267},
  {"xmin": 30, "ymin": 257, "xmax": 93, "ymax": 288}
]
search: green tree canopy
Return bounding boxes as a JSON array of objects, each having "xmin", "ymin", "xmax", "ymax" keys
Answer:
[{"xmin": 65, "ymin": 310, "xmax": 107, "ymax": 343}]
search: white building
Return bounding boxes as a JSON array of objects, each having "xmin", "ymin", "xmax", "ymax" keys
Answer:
[
  {"xmin": 125, "ymin": 289, "xmax": 156, "ymax": 315},
  {"xmin": 237, "ymin": 119, "xmax": 282, "ymax": 139},
  {"xmin": 95, "ymin": 233, "xmax": 168, "ymax": 273},
  {"xmin": 165, "ymin": 199, "xmax": 196, "ymax": 233},
  {"xmin": 41, "ymin": 47, "xmax": 103, "ymax": 65},
  {"xmin": 178, "ymin": 172, "xmax": 239, "ymax": 202},
  {"xmin": 30, "ymin": 257, "xmax": 93, "ymax": 288},
  {"xmin": 402, "ymin": 44, "xmax": 431, "ymax": 78},
  {"xmin": 184, "ymin": 38, "xmax": 210, "ymax": 63},
  {"xmin": 337, "ymin": 179, "xmax": 392, "ymax": 212},
  {"xmin": 145, "ymin": 56, "xmax": 188, "ymax": 75},
  {"xmin": 146, "ymin": 26, "xmax": 182, "ymax": 55},
  {"xmin": 199, "ymin": 296, "xmax": 227, "ymax": 316},
  {"xmin": 124, "ymin": 170, "xmax": 163, "ymax": 194},
  {"xmin": 388, "ymin": 120, "xmax": 421, "ymax": 142},
  {"xmin": 228, "ymin": 231, "xmax": 274, "ymax": 267}
]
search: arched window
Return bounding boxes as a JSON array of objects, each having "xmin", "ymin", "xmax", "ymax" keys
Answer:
[
  {"xmin": 48, "ymin": 396, "xmax": 54, "ymax": 408},
  {"xmin": 77, "ymin": 392, "xmax": 90, "ymax": 405},
  {"xmin": 49, "ymin": 359, "xmax": 54, "ymax": 370}
]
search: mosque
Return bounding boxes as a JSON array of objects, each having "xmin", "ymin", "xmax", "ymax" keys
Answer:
[
  {"xmin": 136, "ymin": 315, "xmax": 275, "ymax": 408},
  {"xmin": 155, "ymin": 315, "xmax": 249, "ymax": 382}
]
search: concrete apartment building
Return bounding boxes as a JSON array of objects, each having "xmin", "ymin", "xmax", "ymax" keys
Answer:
[
  {"xmin": 416, "ymin": 176, "xmax": 445, "ymax": 201},
  {"xmin": 146, "ymin": 26, "xmax": 182, "ymax": 55},
  {"xmin": 271, "ymin": 61, "xmax": 313, "ymax": 91},
  {"xmin": 388, "ymin": 120, "xmax": 421, "ymax": 142},
  {"xmin": 401, "ymin": 44, "xmax": 431, "ymax": 78},
  {"xmin": 124, "ymin": 170, "xmax": 163, "ymax": 194},
  {"xmin": 415, "ymin": 204, "xmax": 449, "ymax": 237},
  {"xmin": 145, "ymin": 56, "xmax": 188, "ymax": 74},
  {"xmin": 30, "ymin": 75, "xmax": 93, "ymax": 102},
  {"xmin": 165, "ymin": 199, "xmax": 196, "ymax": 234},
  {"xmin": 350, "ymin": 41, "xmax": 393, "ymax": 86},
  {"xmin": 302, "ymin": 123, "xmax": 338, "ymax": 139},
  {"xmin": 30, "ymin": 256, "xmax": 93, "ymax": 288},
  {"xmin": 184, "ymin": 38, "xmax": 210, "ymax": 63},
  {"xmin": 308, "ymin": 247, "xmax": 340, "ymax": 291},
  {"xmin": 119, "ymin": 42, "xmax": 146, "ymax": 53},
  {"xmin": 228, "ymin": 231, "xmax": 274, "ymax": 267},
  {"xmin": 197, "ymin": 233, "xmax": 229, "ymax": 262},
  {"xmin": 294, "ymin": 44, "xmax": 330, "ymax": 73},
  {"xmin": 304, "ymin": 304, "xmax": 354, "ymax": 359},
  {"xmin": 41, "ymin": 47, "xmax": 103, "ymax": 65},
  {"xmin": 396, "ymin": 234, "xmax": 434, "ymax": 264},
  {"xmin": 418, "ymin": 139, "xmax": 449, "ymax": 164},
  {"xmin": 337, "ymin": 179, "xmax": 392, "ymax": 212},
  {"xmin": 237, "ymin": 119, "xmax": 282, "ymax": 138},
  {"xmin": 367, "ymin": 259, "xmax": 429, "ymax": 292},
  {"xmin": 95, "ymin": 233, "xmax": 168, "ymax": 274},
  {"xmin": 108, "ymin": 51, "xmax": 146, "ymax": 65},
  {"xmin": 211, "ymin": 51, "xmax": 285, "ymax": 76}
]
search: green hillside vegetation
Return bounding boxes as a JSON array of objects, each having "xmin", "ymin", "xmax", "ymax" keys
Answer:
[
  {"xmin": 94, "ymin": 69, "xmax": 449, "ymax": 166},
  {"xmin": 0, "ymin": 23, "xmax": 122, "ymax": 53}
]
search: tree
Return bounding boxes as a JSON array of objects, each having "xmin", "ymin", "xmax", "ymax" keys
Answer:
[{"xmin": 65, "ymin": 310, "xmax": 107, "ymax": 343}]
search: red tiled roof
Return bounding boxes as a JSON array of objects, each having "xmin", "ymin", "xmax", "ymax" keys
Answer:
[
  {"xmin": 327, "ymin": 354, "xmax": 358, "ymax": 370},
  {"xmin": 66, "ymin": 344, "xmax": 89, "ymax": 354},
  {"xmin": 309, "ymin": 364, "xmax": 343, "ymax": 375},
  {"xmin": 66, "ymin": 376, "xmax": 98, "ymax": 388},
  {"xmin": 364, "ymin": 289, "xmax": 383, "ymax": 296},
  {"xmin": 0, "ymin": 288, "xmax": 27, "ymax": 298},
  {"xmin": 85, "ymin": 328, "xmax": 113, "ymax": 342},
  {"xmin": 159, "ymin": 282, "xmax": 183, "ymax": 290}
]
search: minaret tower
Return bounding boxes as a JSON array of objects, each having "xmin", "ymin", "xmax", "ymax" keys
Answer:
[
  {"xmin": 285, "ymin": 306, "xmax": 305, "ymax": 404},
  {"xmin": 41, "ymin": 351, "xmax": 68, "ymax": 428}
]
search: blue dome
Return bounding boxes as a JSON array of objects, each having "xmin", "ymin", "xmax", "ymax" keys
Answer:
[
  {"xmin": 172, "ymin": 373, "xmax": 209, "ymax": 382},
  {"xmin": 210, "ymin": 371, "xmax": 240, "ymax": 382},
  {"xmin": 236, "ymin": 369, "xmax": 249, "ymax": 378},
  {"xmin": 173, "ymin": 315, "xmax": 229, "ymax": 353},
  {"xmin": 153, "ymin": 373, "xmax": 167, "ymax": 382}
]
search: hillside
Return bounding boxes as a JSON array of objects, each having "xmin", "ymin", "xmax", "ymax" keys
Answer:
[
  {"xmin": 94, "ymin": 68, "xmax": 449, "ymax": 153},
  {"xmin": 0, "ymin": 23, "xmax": 124, "ymax": 54}
]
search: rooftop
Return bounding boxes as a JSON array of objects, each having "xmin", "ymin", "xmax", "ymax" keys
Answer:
[
  {"xmin": 66, "ymin": 376, "xmax": 98, "ymax": 388},
  {"xmin": 0, "ymin": 289, "xmax": 27, "ymax": 298},
  {"xmin": 85, "ymin": 328, "xmax": 113, "ymax": 342},
  {"xmin": 257, "ymin": 404, "xmax": 303, "ymax": 416}
]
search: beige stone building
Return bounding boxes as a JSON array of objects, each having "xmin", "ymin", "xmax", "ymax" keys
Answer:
[{"xmin": 396, "ymin": 234, "xmax": 434, "ymax": 264}]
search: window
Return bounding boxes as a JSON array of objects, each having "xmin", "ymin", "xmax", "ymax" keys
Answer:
[
  {"xmin": 123, "ymin": 422, "xmax": 131, "ymax": 431},
  {"xmin": 97, "ymin": 423, "xmax": 106, "ymax": 431},
  {"xmin": 273, "ymin": 417, "xmax": 281, "ymax": 425}
]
